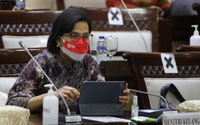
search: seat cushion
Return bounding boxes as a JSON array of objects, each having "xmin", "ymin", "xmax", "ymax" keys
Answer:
[
  {"xmin": 144, "ymin": 77, "xmax": 200, "ymax": 109},
  {"xmin": 0, "ymin": 91, "xmax": 7, "ymax": 106},
  {"xmin": 0, "ymin": 77, "xmax": 18, "ymax": 94},
  {"xmin": 0, "ymin": 77, "xmax": 18, "ymax": 105},
  {"xmin": 2, "ymin": 35, "xmax": 48, "ymax": 48}
]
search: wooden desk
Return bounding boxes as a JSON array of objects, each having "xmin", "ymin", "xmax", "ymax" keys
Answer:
[
  {"xmin": 157, "ymin": 15, "xmax": 200, "ymax": 51},
  {"xmin": 29, "ymin": 113, "xmax": 162, "ymax": 125},
  {"xmin": 29, "ymin": 114, "xmax": 129, "ymax": 125},
  {"xmin": 169, "ymin": 15, "xmax": 200, "ymax": 43},
  {"xmin": 0, "ymin": 0, "xmax": 15, "ymax": 10},
  {"xmin": 99, "ymin": 60, "xmax": 135, "ymax": 89}
]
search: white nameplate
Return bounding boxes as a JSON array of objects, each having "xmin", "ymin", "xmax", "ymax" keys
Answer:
[
  {"xmin": 108, "ymin": 7, "xmax": 123, "ymax": 25},
  {"xmin": 161, "ymin": 53, "xmax": 178, "ymax": 74},
  {"xmin": 163, "ymin": 111, "xmax": 200, "ymax": 125}
]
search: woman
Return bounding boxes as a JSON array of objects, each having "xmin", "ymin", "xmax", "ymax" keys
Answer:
[{"xmin": 6, "ymin": 8, "xmax": 130, "ymax": 114}]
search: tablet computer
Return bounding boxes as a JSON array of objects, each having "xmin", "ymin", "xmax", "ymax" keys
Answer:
[{"xmin": 78, "ymin": 81, "xmax": 126, "ymax": 116}]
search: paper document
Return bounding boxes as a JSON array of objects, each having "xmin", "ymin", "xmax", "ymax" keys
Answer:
[
  {"xmin": 82, "ymin": 116, "xmax": 131, "ymax": 123},
  {"xmin": 139, "ymin": 108, "xmax": 167, "ymax": 113}
]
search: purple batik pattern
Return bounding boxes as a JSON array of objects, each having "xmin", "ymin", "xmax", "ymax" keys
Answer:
[{"xmin": 7, "ymin": 50, "xmax": 104, "ymax": 113}]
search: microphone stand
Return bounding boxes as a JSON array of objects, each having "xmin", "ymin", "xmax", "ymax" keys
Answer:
[
  {"xmin": 129, "ymin": 89, "xmax": 170, "ymax": 110},
  {"xmin": 129, "ymin": 89, "xmax": 171, "ymax": 121},
  {"xmin": 19, "ymin": 41, "xmax": 82, "ymax": 123}
]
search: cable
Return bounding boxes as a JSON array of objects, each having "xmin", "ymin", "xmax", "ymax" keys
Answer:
[{"xmin": 121, "ymin": 0, "xmax": 148, "ymax": 52}]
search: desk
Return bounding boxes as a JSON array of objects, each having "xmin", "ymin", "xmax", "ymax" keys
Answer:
[
  {"xmin": 158, "ymin": 15, "xmax": 200, "ymax": 51},
  {"xmin": 99, "ymin": 60, "xmax": 135, "ymax": 89},
  {"xmin": 0, "ymin": 0, "xmax": 15, "ymax": 10},
  {"xmin": 169, "ymin": 15, "xmax": 200, "ymax": 42},
  {"xmin": 29, "ymin": 113, "xmax": 162, "ymax": 125}
]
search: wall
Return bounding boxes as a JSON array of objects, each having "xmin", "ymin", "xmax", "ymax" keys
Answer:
[{"xmin": 64, "ymin": 0, "xmax": 106, "ymax": 8}]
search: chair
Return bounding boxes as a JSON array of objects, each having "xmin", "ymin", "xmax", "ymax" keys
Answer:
[
  {"xmin": 0, "ymin": 10, "xmax": 62, "ymax": 48},
  {"xmin": 176, "ymin": 45, "xmax": 200, "ymax": 52},
  {"xmin": 123, "ymin": 52, "xmax": 200, "ymax": 109},
  {"xmin": 76, "ymin": 7, "xmax": 161, "ymax": 52},
  {"xmin": 0, "ymin": 48, "xmax": 44, "ymax": 105},
  {"xmin": 169, "ymin": 15, "xmax": 200, "ymax": 48},
  {"xmin": 0, "ymin": 0, "xmax": 15, "ymax": 10},
  {"xmin": 0, "ymin": 48, "xmax": 44, "ymax": 77},
  {"xmin": 56, "ymin": 0, "xmax": 65, "ymax": 10},
  {"xmin": 99, "ymin": 60, "xmax": 134, "ymax": 88}
]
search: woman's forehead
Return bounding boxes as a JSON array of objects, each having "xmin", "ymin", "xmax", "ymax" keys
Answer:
[{"xmin": 72, "ymin": 21, "xmax": 89, "ymax": 34}]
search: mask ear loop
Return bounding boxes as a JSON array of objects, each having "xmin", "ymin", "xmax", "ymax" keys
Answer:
[
  {"xmin": 59, "ymin": 36, "xmax": 65, "ymax": 43},
  {"xmin": 57, "ymin": 36, "xmax": 65, "ymax": 48}
]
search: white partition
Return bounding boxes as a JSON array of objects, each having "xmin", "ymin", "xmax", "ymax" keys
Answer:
[
  {"xmin": 91, "ymin": 31, "xmax": 152, "ymax": 52},
  {"xmin": 2, "ymin": 35, "xmax": 48, "ymax": 48}
]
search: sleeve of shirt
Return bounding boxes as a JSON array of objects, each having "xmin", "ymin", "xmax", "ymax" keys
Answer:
[
  {"xmin": 6, "ymin": 56, "xmax": 44, "ymax": 107},
  {"xmin": 86, "ymin": 54, "xmax": 105, "ymax": 81},
  {"xmin": 92, "ymin": 61, "xmax": 105, "ymax": 81}
]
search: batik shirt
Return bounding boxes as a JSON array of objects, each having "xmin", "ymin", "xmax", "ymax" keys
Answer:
[{"xmin": 6, "ymin": 50, "xmax": 105, "ymax": 113}]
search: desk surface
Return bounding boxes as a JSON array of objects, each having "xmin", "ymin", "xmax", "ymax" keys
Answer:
[{"xmin": 29, "ymin": 113, "xmax": 162, "ymax": 125}]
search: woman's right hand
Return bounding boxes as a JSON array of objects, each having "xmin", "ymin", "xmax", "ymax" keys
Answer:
[{"xmin": 54, "ymin": 86, "xmax": 80, "ymax": 101}]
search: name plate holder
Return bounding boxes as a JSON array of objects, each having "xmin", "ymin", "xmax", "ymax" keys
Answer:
[{"xmin": 163, "ymin": 111, "xmax": 200, "ymax": 125}]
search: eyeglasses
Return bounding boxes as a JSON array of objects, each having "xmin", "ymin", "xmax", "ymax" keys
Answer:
[{"xmin": 62, "ymin": 32, "xmax": 93, "ymax": 41}]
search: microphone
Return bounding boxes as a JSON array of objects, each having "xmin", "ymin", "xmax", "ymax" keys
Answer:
[
  {"xmin": 129, "ymin": 89, "xmax": 171, "ymax": 121},
  {"xmin": 128, "ymin": 88, "xmax": 170, "ymax": 110},
  {"xmin": 19, "ymin": 41, "xmax": 82, "ymax": 123},
  {"xmin": 120, "ymin": 0, "xmax": 148, "ymax": 52}
]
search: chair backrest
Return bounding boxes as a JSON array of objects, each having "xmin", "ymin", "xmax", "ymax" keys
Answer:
[
  {"xmin": 0, "ymin": 48, "xmax": 44, "ymax": 104},
  {"xmin": 99, "ymin": 60, "xmax": 134, "ymax": 88},
  {"xmin": 123, "ymin": 52, "xmax": 200, "ymax": 109},
  {"xmin": 0, "ymin": 0, "xmax": 15, "ymax": 10},
  {"xmin": 0, "ymin": 10, "xmax": 62, "ymax": 48},
  {"xmin": 56, "ymin": 0, "xmax": 65, "ymax": 10},
  {"xmin": 169, "ymin": 15, "xmax": 200, "ymax": 46},
  {"xmin": 0, "ymin": 48, "xmax": 44, "ymax": 77},
  {"xmin": 176, "ymin": 45, "xmax": 200, "ymax": 52},
  {"xmin": 76, "ymin": 7, "xmax": 159, "ymax": 52}
]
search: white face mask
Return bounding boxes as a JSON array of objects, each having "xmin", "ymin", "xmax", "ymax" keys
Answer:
[{"xmin": 60, "ymin": 46, "xmax": 86, "ymax": 62}]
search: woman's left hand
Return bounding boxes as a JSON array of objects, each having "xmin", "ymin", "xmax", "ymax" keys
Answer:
[{"xmin": 119, "ymin": 83, "xmax": 131, "ymax": 107}]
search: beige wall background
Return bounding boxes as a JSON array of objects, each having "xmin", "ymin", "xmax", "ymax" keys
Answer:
[
  {"xmin": 25, "ymin": 0, "xmax": 57, "ymax": 10},
  {"xmin": 64, "ymin": 0, "xmax": 106, "ymax": 8},
  {"xmin": 25, "ymin": 0, "xmax": 106, "ymax": 10}
]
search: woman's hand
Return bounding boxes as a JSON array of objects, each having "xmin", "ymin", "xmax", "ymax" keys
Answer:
[
  {"xmin": 119, "ymin": 83, "xmax": 131, "ymax": 107},
  {"xmin": 55, "ymin": 86, "xmax": 80, "ymax": 101}
]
